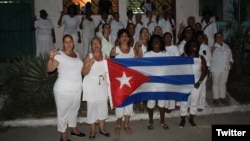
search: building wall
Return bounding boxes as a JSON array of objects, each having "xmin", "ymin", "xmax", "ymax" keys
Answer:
[
  {"xmin": 34, "ymin": 0, "xmax": 201, "ymax": 48},
  {"xmin": 176, "ymin": 0, "xmax": 200, "ymax": 30}
]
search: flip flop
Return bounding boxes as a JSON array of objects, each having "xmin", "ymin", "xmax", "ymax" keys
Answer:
[
  {"xmin": 147, "ymin": 124, "xmax": 154, "ymax": 130},
  {"xmin": 161, "ymin": 123, "xmax": 169, "ymax": 130}
]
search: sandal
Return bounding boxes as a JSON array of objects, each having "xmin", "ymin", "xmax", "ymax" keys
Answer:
[
  {"xmin": 114, "ymin": 126, "xmax": 121, "ymax": 135},
  {"xmin": 147, "ymin": 124, "xmax": 154, "ymax": 130},
  {"xmin": 161, "ymin": 123, "xmax": 169, "ymax": 130},
  {"xmin": 189, "ymin": 120, "xmax": 197, "ymax": 127},
  {"xmin": 88, "ymin": 132, "xmax": 96, "ymax": 141},
  {"xmin": 124, "ymin": 126, "xmax": 132, "ymax": 134},
  {"xmin": 179, "ymin": 120, "xmax": 185, "ymax": 128}
]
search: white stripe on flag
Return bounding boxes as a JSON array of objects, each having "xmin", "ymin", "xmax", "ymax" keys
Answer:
[
  {"xmin": 131, "ymin": 83, "xmax": 194, "ymax": 95},
  {"xmin": 130, "ymin": 64, "xmax": 193, "ymax": 76}
]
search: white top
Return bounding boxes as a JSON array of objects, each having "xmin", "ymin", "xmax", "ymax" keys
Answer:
[
  {"xmin": 122, "ymin": 19, "xmax": 135, "ymax": 29},
  {"xmin": 100, "ymin": 34, "xmax": 115, "ymax": 56},
  {"xmin": 143, "ymin": 17, "xmax": 156, "ymax": 35},
  {"xmin": 199, "ymin": 43, "xmax": 211, "ymax": 67},
  {"xmin": 134, "ymin": 23, "xmax": 144, "ymax": 42},
  {"xmin": 193, "ymin": 57, "xmax": 202, "ymax": 82},
  {"xmin": 210, "ymin": 42, "xmax": 234, "ymax": 72},
  {"xmin": 158, "ymin": 18, "xmax": 175, "ymax": 35},
  {"xmin": 202, "ymin": 21, "xmax": 217, "ymax": 47},
  {"xmin": 140, "ymin": 44, "xmax": 148, "ymax": 56},
  {"xmin": 54, "ymin": 51, "xmax": 83, "ymax": 82},
  {"xmin": 144, "ymin": 50, "xmax": 168, "ymax": 57},
  {"xmin": 165, "ymin": 45, "xmax": 180, "ymax": 56},
  {"xmin": 110, "ymin": 20, "xmax": 124, "ymax": 39},
  {"xmin": 115, "ymin": 46, "xmax": 135, "ymax": 58},
  {"xmin": 95, "ymin": 19, "xmax": 106, "ymax": 37},
  {"xmin": 61, "ymin": 15, "xmax": 80, "ymax": 35},
  {"xmin": 35, "ymin": 18, "xmax": 54, "ymax": 40},
  {"xmin": 81, "ymin": 18, "xmax": 95, "ymax": 37},
  {"xmin": 177, "ymin": 40, "xmax": 186, "ymax": 55},
  {"xmin": 82, "ymin": 53, "xmax": 108, "ymax": 102}
]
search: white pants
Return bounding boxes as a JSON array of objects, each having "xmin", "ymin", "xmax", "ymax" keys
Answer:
[
  {"xmin": 54, "ymin": 79, "xmax": 82, "ymax": 132},
  {"xmin": 180, "ymin": 85, "xmax": 202, "ymax": 116},
  {"xmin": 115, "ymin": 104, "xmax": 133, "ymax": 118},
  {"xmin": 212, "ymin": 71, "xmax": 229, "ymax": 99},
  {"xmin": 198, "ymin": 76, "xmax": 208, "ymax": 109},
  {"xmin": 147, "ymin": 100, "xmax": 171, "ymax": 109},
  {"xmin": 87, "ymin": 100, "xmax": 108, "ymax": 124},
  {"xmin": 165, "ymin": 100, "xmax": 176, "ymax": 109}
]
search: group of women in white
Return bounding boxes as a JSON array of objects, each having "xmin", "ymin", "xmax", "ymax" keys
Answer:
[{"xmin": 41, "ymin": 5, "xmax": 234, "ymax": 141}]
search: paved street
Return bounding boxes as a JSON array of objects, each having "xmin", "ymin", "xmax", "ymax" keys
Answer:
[{"xmin": 0, "ymin": 110, "xmax": 250, "ymax": 141}]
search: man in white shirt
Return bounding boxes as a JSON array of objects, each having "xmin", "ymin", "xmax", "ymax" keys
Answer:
[
  {"xmin": 201, "ymin": 11, "xmax": 217, "ymax": 48},
  {"xmin": 143, "ymin": 11, "xmax": 156, "ymax": 35},
  {"xmin": 110, "ymin": 12, "xmax": 124, "ymax": 40},
  {"xmin": 122, "ymin": 10, "xmax": 134, "ymax": 28},
  {"xmin": 134, "ymin": 14, "xmax": 144, "ymax": 42},
  {"xmin": 95, "ymin": 12, "xmax": 109, "ymax": 37},
  {"xmin": 158, "ymin": 9, "xmax": 175, "ymax": 36}
]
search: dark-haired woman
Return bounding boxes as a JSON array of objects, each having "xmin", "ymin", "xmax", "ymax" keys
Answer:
[
  {"xmin": 210, "ymin": 32, "xmax": 233, "ymax": 105},
  {"xmin": 82, "ymin": 36, "xmax": 110, "ymax": 140},
  {"xmin": 144, "ymin": 35, "xmax": 170, "ymax": 130},
  {"xmin": 47, "ymin": 34, "xmax": 85, "ymax": 141},
  {"xmin": 179, "ymin": 40, "xmax": 208, "ymax": 128},
  {"xmin": 177, "ymin": 26, "xmax": 195, "ymax": 55},
  {"xmin": 58, "ymin": 5, "xmax": 81, "ymax": 51},
  {"xmin": 110, "ymin": 29, "xmax": 137, "ymax": 135},
  {"xmin": 32, "ymin": 9, "xmax": 56, "ymax": 56}
]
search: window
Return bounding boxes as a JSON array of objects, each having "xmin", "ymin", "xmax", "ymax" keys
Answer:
[
  {"xmin": 199, "ymin": 0, "xmax": 223, "ymax": 20},
  {"xmin": 63, "ymin": 0, "xmax": 118, "ymax": 15},
  {"xmin": 126, "ymin": 0, "xmax": 175, "ymax": 16}
]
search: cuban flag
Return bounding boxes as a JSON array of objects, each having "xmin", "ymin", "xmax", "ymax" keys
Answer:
[{"xmin": 105, "ymin": 56, "xmax": 195, "ymax": 108}]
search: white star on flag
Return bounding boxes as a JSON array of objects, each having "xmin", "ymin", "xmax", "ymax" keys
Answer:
[{"xmin": 116, "ymin": 71, "xmax": 132, "ymax": 89}]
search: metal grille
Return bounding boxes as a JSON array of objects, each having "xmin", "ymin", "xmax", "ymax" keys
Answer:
[{"xmin": 0, "ymin": 0, "xmax": 35, "ymax": 59}]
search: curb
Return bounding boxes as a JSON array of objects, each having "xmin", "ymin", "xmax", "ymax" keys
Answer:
[{"xmin": 2, "ymin": 104, "xmax": 250, "ymax": 127}]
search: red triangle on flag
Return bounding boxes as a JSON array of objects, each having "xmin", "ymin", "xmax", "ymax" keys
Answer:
[{"xmin": 107, "ymin": 59, "xmax": 150, "ymax": 107}]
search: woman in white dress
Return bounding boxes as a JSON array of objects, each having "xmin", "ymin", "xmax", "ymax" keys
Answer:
[
  {"xmin": 134, "ymin": 27, "xmax": 150, "ymax": 57},
  {"xmin": 163, "ymin": 32, "xmax": 180, "ymax": 56},
  {"xmin": 46, "ymin": 34, "xmax": 85, "ymax": 141},
  {"xmin": 163, "ymin": 32, "xmax": 180, "ymax": 113},
  {"xmin": 177, "ymin": 26, "xmax": 195, "ymax": 55},
  {"xmin": 110, "ymin": 29, "xmax": 137, "ymax": 135},
  {"xmin": 32, "ymin": 9, "xmax": 55, "ymax": 56},
  {"xmin": 210, "ymin": 32, "xmax": 233, "ymax": 105},
  {"xmin": 99, "ymin": 23, "xmax": 115, "ymax": 57},
  {"xmin": 143, "ymin": 35, "xmax": 170, "ymax": 130},
  {"xmin": 179, "ymin": 40, "xmax": 208, "ymax": 128},
  {"xmin": 196, "ymin": 31, "xmax": 211, "ymax": 111},
  {"xmin": 134, "ymin": 27, "xmax": 150, "ymax": 111},
  {"xmin": 79, "ymin": 9, "xmax": 95, "ymax": 60},
  {"xmin": 82, "ymin": 36, "xmax": 110, "ymax": 140},
  {"xmin": 58, "ymin": 5, "xmax": 81, "ymax": 51}
]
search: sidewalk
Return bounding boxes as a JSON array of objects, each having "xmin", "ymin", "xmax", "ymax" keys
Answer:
[
  {"xmin": 2, "ymin": 77, "xmax": 250, "ymax": 127},
  {"xmin": 1, "ymin": 110, "xmax": 250, "ymax": 141}
]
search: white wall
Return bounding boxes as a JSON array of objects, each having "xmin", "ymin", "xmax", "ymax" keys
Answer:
[{"xmin": 176, "ymin": 0, "xmax": 200, "ymax": 29}]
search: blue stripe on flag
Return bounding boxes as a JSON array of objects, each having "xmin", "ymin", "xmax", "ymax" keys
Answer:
[
  {"xmin": 117, "ymin": 92, "xmax": 190, "ymax": 107},
  {"xmin": 107, "ymin": 57, "xmax": 195, "ymax": 108},
  {"xmin": 148, "ymin": 75, "xmax": 195, "ymax": 85},
  {"xmin": 110, "ymin": 56, "xmax": 194, "ymax": 67}
]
